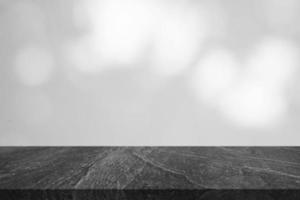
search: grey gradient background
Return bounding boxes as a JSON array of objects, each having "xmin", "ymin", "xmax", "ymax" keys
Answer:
[{"xmin": 0, "ymin": 0, "xmax": 300, "ymax": 145}]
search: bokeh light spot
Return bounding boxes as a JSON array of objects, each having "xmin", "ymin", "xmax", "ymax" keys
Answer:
[
  {"xmin": 246, "ymin": 37, "xmax": 299, "ymax": 91},
  {"xmin": 190, "ymin": 36, "xmax": 298, "ymax": 129},
  {"xmin": 219, "ymin": 82, "xmax": 287, "ymax": 128},
  {"xmin": 69, "ymin": 0, "xmax": 155, "ymax": 73},
  {"xmin": 92, "ymin": 0, "xmax": 154, "ymax": 65},
  {"xmin": 151, "ymin": 5, "xmax": 208, "ymax": 76},
  {"xmin": 190, "ymin": 48, "xmax": 239, "ymax": 103},
  {"xmin": 69, "ymin": 0, "xmax": 209, "ymax": 76}
]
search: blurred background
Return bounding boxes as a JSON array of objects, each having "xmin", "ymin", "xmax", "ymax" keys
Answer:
[{"xmin": 0, "ymin": 0, "xmax": 300, "ymax": 145}]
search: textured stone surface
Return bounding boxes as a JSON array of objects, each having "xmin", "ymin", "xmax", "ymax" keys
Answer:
[{"xmin": 0, "ymin": 147, "xmax": 300, "ymax": 189}]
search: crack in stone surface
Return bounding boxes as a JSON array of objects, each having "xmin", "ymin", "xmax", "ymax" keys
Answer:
[
  {"xmin": 158, "ymin": 149, "xmax": 209, "ymax": 159},
  {"xmin": 132, "ymin": 151, "xmax": 206, "ymax": 188},
  {"xmin": 220, "ymin": 147, "xmax": 300, "ymax": 167},
  {"xmin": 121, "ymin": 163, "xmax": 146, "ymax": 189},
  {"xmin": 244, "ymin": 166, "xmax": 300, "ymax": 179},
  {"xmin": 74, "ymin": 148, "xmax": 147, "ymax": 189},
  {"xmin": 74, "ymin": 149, "xmax": 112, "ymax": 188}
]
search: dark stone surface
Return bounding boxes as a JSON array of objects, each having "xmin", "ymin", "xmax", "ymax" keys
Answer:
[
  {"xmin": 0, "ymin": 147, "xmax": 300, "ymax": 189},
  {"xmin": 0, "ymin": 147, "xmax": 300, "ymax": 199}
]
